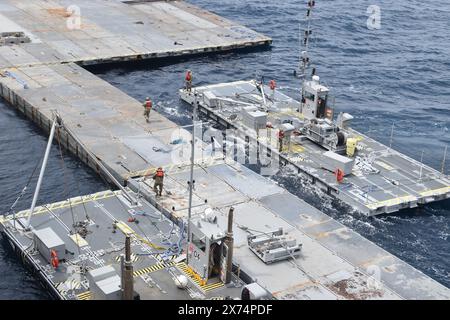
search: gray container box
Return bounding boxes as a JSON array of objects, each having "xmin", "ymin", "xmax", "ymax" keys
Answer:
[
  {"xmin": 322, "ymin": 151, "xmax": 354, "ymax": 175},
  {"xmin": 242, "ymin": 110, "xmax": 267, "ymax": 131},
  {"xmin": 33, "ymin": 227, "xmax": 66, "ymax": 263},
  {"xmin": 87, "ymin": 265, "xmax": 122, "ymax": 300}
]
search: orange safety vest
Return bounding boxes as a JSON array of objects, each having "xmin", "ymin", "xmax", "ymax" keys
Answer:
[
  {"xmin": 156, "ymin": 169, "xmax": 164, "ymax": 178},
  {"xmin": 269, "ymin": 80, "xmax": 276, "ymax": 90},
  {"xmin": 145, "ymin": 100, "xmax": 152, "ymax": 110},
  {"xmin": 185, "ymin": 72, "xmax": 192, "ymax": 81}
]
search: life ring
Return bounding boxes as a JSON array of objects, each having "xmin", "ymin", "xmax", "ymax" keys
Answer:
[
  {"xmin": 335, "ymin": 168, "xmax": 344, "ymax": 183},
  {"xmin": 50, "ymin": 250, "xmax": 59, "ymax": 269}
]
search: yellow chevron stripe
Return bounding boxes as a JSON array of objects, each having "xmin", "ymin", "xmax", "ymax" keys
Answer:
[
  {"xmin": 1, "ymin": 190, "xmax": 117, "ymax": 222},
  {"xmin": 133, "ymin": 261, "xmax": 175, "ymax": 277},
  {"xmin": 175, "ymin": 262, "xmax": 224, "ymax": 292},
  {"xmin": 77, "ymin": 291, "xmax": 92, "ymax": 300},
  {"xmin": 203, "ymin": 282, "xmax": 224, "ymax": 292}
]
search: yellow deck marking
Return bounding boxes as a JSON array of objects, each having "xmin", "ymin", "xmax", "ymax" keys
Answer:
[
  {"xmin": 77, "ymin": 291, "xmax": 92, "ymax": 300},
  {"xmin": 420, "ymin": 186, "xmax": 450, "ymax": 197},
  {"xmin": 133, "ymin": 261, "xmax": 176, "ymax": 277},
  {"xmin": 0, "ymin": 190, "xmax": 117, "ymax": 222},
  {"xmin": 70, "ymin": 234, "xmax": 88, "ymax": 247},
  {"xmin": 115, "ymin": 253, "xmax": 139, "ymax": 263},
  {"xmin": 366, "ymin": 195, "xmax": 417, "ymax": 210},
  {"xmin": 115, "ymin": 221, "xmax": 165, "ymax": 250},
  {"xmin": 290, "ymin": 144, "xmax": 305, "ymax": 153},
  {"xmin": 176, "ymin": 262, "xmax": 224, "ymax": 292},
  {"xmin": 374, "ymin": 161, "xmax": 394, "ymax": 171},
  {"xmin": 116, "ymin": 221, "xmax": 134, "ymax": 236}
]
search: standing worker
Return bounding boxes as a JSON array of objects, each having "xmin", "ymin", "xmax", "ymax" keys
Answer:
[
  {"xmin": 278, "ymin": 129, "xmax": 285, "ymax": 152},
  {"xmin": 153, "ymin": 167, "xmax": 165, "ymax": 196},
  {"xmin": 143, "ymin": 97, "xmax": 152, "ymax": 123},
  {"xmin": 185, "ymin": 70, "xmax": 193, "ymax": 92},
  {"xmin": 269, "ymin": 79, "xmax": 276, "ymax": 97}
]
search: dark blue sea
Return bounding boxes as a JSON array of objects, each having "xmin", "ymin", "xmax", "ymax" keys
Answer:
[{"xmin": 1, "ymin": 0, "xmax": 449, "ymax": 299}]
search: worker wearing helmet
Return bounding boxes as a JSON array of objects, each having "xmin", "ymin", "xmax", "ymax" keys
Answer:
[
  {"xmin": 153, "ymin": 167, "xmax": 164, "ymax": 196},
  {"xmin": 185, "ymin": 70, "xmax": 192, "ymax": 92},
  {"xmin": 143, "ymin": 97, "xmax": 152, "ymax": 123}
]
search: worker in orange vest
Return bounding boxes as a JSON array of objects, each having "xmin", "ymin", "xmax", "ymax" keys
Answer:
[
  {"xmin": 269, "ymin": 79, "xmax": 276, "ymax": 97},
  {"xmin": 143, "ymin": 97, "xmax": 152, "ymax": 123},
  {"xmin": 153, "ymin": 167, "xmax": 165, "ymax": 196},
  {"xmin": 185, "ymin": 70, "xmax": 193, "ymax": 92},
  {"xmin": 278, "ymin": 129, "xmax": 285, "ymax": 152}
]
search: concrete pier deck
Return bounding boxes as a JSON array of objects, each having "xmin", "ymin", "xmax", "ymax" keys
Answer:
[
  {"xmin": 1, "ymin": 61, "xmax": 450, "ymax": 299},
  {"xmin": 0, "ymin": 0, "xmax": 449, "ymax": 300},
  {"xmin": 0, "ymin": 0, "xmax": 271, "ymax": 68}
]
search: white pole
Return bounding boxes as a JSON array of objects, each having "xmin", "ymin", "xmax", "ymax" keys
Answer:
[
  {"xmin": 186, "ymin": 90, "xmax": 198, "ymax": 265},
  {"xmin": 419, "ymin": 150, "xmax": 424, "ymax": 180},
  {"xmin": 260, "ymin": 81, "xmax": 267, "ymax": 106},
  {"xmin": 26, "ymin": 118, "xmax": 57, "ymax": 228},
  {"xmin": 441, "ymin": 145, "xmax": 448, "ymax": 175}
]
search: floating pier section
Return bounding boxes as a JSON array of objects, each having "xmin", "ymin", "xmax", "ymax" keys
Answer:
[
  {"xmin": 1, "ymin": 0, "xmax": 449, "ymax": 300},
  {"xmin": 179, "ymin": 81, "xmax": 450, "ymax": 215}
]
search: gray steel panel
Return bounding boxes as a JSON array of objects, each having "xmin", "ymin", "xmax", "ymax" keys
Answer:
[{"xmin": 208, "ymin": 163, "xmax": 284, "ymax": 200}]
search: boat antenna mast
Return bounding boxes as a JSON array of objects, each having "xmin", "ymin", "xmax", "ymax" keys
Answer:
[{"xmin": 296, "ymin": 0, "xmax": 316, "ymax": 81}]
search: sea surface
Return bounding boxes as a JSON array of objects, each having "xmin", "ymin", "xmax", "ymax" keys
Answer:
[{"xmin": 0, "ymin": 0, "xmax": 449, "ymax": 299}]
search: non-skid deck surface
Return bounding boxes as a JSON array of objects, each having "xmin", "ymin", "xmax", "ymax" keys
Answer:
[
  {"xmin": 0, "ymin": 190, "xmax": 243, "ymax": 300},
  {"xmin": 0, "ymin": 0, "xmax": 449, "ymax": 301},
  {"xmin": 130, "ymin": 161, "xmax": 450, "ymax": 300},
  {"xmin": 179, "ymin": 81, "xmax": 450, "ymax": 215}
]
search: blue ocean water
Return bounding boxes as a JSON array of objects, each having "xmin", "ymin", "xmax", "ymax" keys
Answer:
[{"xmin": 0, "ymin": 0, "xmax": 449, "ymax": 298}]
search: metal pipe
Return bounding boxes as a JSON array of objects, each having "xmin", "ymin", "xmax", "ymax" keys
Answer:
[
  {"xmin": 441, "ymin": 145, "xmax": 448, "ymax": 175},
  {"xmin": 125, "ymin": 235, "xmax": 131, "ymax": 262},
  {"xmin": 227, "ymin": 207, "xmax": 234, "ymax": 234},
  {"xmin": 25, "ymin": 117, "xmax": 57, "ymax": 228},
  {"xmin": 419, "ymin": 150, "xmax": 424, "ymax": 180},
  {"xmin": 122, "ymin": 235, "xmax": 134, "ymax": 300},
  {"xmin": 224, "ymin": 207, "xmax": 234, "ymax": 284},
  {"xmin": 259, "ymin": 81, "xmax": 267, "ymax": 106}
]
